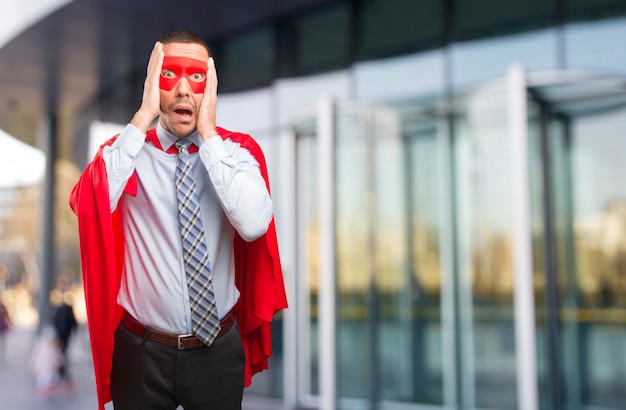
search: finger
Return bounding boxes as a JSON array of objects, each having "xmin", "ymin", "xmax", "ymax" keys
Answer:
[
  {"xmin": 147, "ymin": 42, "xmax": 164, "ymax": 83},
  {"xmin": 209, "ymin": 57, "xmax": 217, "ymax": 79},
  {"xmin": 206, "ymin": 57, "xmax": 217, "ymax": 96},
  {"xmin": 140, "ymin": 42, "xmax": 163, "ymax": 116},
  {"xmin": 199, "ymin": 57, "xmax": 218, "ymax": 132}
]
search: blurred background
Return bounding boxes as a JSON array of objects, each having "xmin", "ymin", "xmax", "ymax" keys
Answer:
[{"xmin": 1, "ymin": 1, "xmax": 626, "ymax": 409}]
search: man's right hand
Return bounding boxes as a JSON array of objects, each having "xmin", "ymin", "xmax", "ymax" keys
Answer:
[{"xmin": 131, "ymin": 41, "xmax": 163, "ymax": 132}]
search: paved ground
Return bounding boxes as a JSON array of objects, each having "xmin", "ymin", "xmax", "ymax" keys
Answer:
[
  {"xmin": 0, "ymin": 325, "xmax": 282, "ymax": 410},
  {"xmin": 0, "ymin": 325, "xmax": 98, "ymax": 409}
]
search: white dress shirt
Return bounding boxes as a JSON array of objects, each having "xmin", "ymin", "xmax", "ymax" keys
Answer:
[{"xmin": 102, "ymin": 122, "xmax": 273, "ymax": 334}]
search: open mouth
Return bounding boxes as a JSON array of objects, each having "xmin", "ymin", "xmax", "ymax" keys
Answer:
[{"xmin": 175, "ymin": 108, "xmax": 193, "ymax": 117}]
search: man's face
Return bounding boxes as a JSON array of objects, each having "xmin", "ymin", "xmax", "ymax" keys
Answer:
[
  {"xmin": 159, "ymin": 42, "xmax": 209, "ymax": 138},
  {"xmin": 160, "ymin": 57, "xmax": 207, "ymax": 94}
]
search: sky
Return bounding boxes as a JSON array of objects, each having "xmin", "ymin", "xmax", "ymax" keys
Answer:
[{"xmin": 0, "ymin": 128, "xmax": 45, "ymax": 189}]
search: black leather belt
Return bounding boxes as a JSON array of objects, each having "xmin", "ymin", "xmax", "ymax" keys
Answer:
[{"xmin": 121, "ymin": 309, "xmax": 236, "ymax": 350}]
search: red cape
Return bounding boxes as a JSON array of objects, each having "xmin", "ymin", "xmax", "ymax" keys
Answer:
[{"xmin": 70, "ymin": 127, "xmax": 287, "ymax": 410}]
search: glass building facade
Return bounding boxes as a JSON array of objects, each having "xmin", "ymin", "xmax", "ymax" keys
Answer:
[
  {"xmin": 203, "ymin": 1, "xmax": 626, "ymax": 409},
  {"xmin": 3, "ymin": 1, "xmax": 626, "ymax": 409}
]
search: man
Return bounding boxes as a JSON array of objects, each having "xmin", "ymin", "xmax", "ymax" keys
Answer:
[{"xmin": 70, "ymin": 29, "xmax": 287, "ymax": 410}]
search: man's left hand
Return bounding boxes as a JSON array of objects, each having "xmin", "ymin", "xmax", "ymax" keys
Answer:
[{"xmin": 197, "ymin": 57, "xmax": 218, "ymax": 141}]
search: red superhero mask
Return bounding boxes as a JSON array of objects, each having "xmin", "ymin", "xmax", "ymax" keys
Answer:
[{"xmin": 160, "ymin": 56, "xmax": 208, "ymax": 94}]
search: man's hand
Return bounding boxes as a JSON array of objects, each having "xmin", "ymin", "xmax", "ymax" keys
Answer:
[
  {"xmin": 131, "ymin": 42, "xmax": 163, "ymax": 132},
  {"xmin": 197, "ymin": 57, "xmax": 218, "ymax": 141}
]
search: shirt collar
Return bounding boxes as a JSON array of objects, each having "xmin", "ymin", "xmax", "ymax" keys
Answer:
[{"xmin": 156, "ymin": 122, "xmax": 202, "ymax": 153}]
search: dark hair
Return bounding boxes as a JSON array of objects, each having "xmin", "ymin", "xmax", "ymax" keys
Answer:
[{"xmin": 159, "ymin": 29, "xmax": 212, "ymax": 56}]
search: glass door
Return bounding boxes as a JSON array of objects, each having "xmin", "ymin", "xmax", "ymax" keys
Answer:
[
  {"xmin": 286, "ymin": 70, "xmax": 626, "ymax": 410},
  {"xmin": 291, "ymin": 99, "xmax": 453, "ymax": 410},
  {"xmin": 452, "ymin": 70, "xmax": 533, "ymax": 410},
  {"xmin": 452, "ymin": 70, "xmax": 626, "ymax": 410},
  {"xmin": 329, "ymin": 103, "xmax": 448, "ymax": 408},
  {"xmin": 529, "ymin": 75, "xmax": 626, "ymax": 410}
]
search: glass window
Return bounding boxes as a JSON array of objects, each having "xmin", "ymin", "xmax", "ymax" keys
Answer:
[
  {"xmin": 354, "ymin": 51, "xmax": 446, "ymax": 101},
  {"xmin": 278, "ymin": 4, "xmax": 351, "ymax": 77},
  {"xmin": 453, "ymin": 0, "xmax": 555, "ymax": 41},
  {"xmin": 538, "ymin": 94, "xmax": 626, "ymax": 410},
  {"xmin": 401, "ymin": 110, "xmax": 446, "ymax": 405},
  {"xmin": 522, "ymin": 78, "xmax": 626, "ymax": 410},
  {"xmin": 291, "ymin": 119, "xmax": 319, "ymax": 401},
  {"xmin": 334, "ymin": 108, "xmax": 370, "ymax": 402},
  {"xmin": 332, "ymin": 102, "xmax": 446, "ymax": 407},
  {"xmin": 453, "ymin": 85, "xmax": 518, "ymax": 409},
  {"xmin": 565, "ymin": 18, "xmax": 626, "ymax": 73},
  {"xmin": 451, "ymin": 29, "xmax": 559, "ymax": 90},
  {"xmin": 357, "ymin": 0, "xmax": 443, "ymax": 60},
  {"xmin": 218, "ymin": 25, "xmax": 274, "ymax": 93},
  {"xmin": 567, "ymin": 0, "xmax": 626, "ymax": 22}
]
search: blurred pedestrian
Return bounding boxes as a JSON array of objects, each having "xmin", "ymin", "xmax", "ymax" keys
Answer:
[
  {"xmin": 52, "ymin": 275, "xmax": 78, "ymax": 392},
  {"xmin": 0, "ymin": 299, "xmax": 10, "ymax": 357},
  {"xmin": 29, "ymin": 326, "xmax": 64, "ymax": 397}
]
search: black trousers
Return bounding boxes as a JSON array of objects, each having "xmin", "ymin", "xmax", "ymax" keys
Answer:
[{"xmin": 111, "ymin": 320, "xmax": 245, "ymax": 410}]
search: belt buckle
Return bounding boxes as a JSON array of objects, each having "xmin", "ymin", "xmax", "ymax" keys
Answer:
[{"xmin": 177, "ymin": 333, "xmax": 194, "ymax": 350}]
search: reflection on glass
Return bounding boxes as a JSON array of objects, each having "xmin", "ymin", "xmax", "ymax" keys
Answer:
[
  {"xmin": 292, "ymin": 118, "xmax": 321, "ymax": 401},
  {"xmin": 296, "ymin": 130, "xmax": 320, "ymax": 397},
  {"xmin": 565, "ymin": 18, "xmax": 626, "ymax": 74},
  {"xmin": 333, "ymin": 103, "xmax": 445, "ymax": 407},
  {"xmin": 454, "ymin": 87, "xmax": 518, "ymax": 409},
  {"xmin": 561, "ymin": 108, "xmax": 626, "ymax": 409},
  {"xmin": 335, "ymin": 109, "xmax": 370, "ymax": 401},
  {"xmin": 451, "ymin": 29, "xmax": 558, "ymax": 91},
  {"xmin": 528, "ymin": 86, "xmax": 626, "ymax": 410},
  {"xmin": 295, "ymin": 76, "xmax": 626, "ymax": 410},
  {"xmin": 405, "ymin": 115, "xmax": 444, "ymax": 405}
]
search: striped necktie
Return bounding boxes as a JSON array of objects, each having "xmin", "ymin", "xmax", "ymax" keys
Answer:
[{"xmin": 174, "ymin": 139, "xmax": 220, "ymax": 345}]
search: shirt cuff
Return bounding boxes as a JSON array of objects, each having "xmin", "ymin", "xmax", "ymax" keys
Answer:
[
  {"xmin": 199, "ymin": 135, "xmax": 231, "ymax": 167},
  {"xmin": 115, "ymin": 123, "xmax": 146, "ymax": 157}
]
